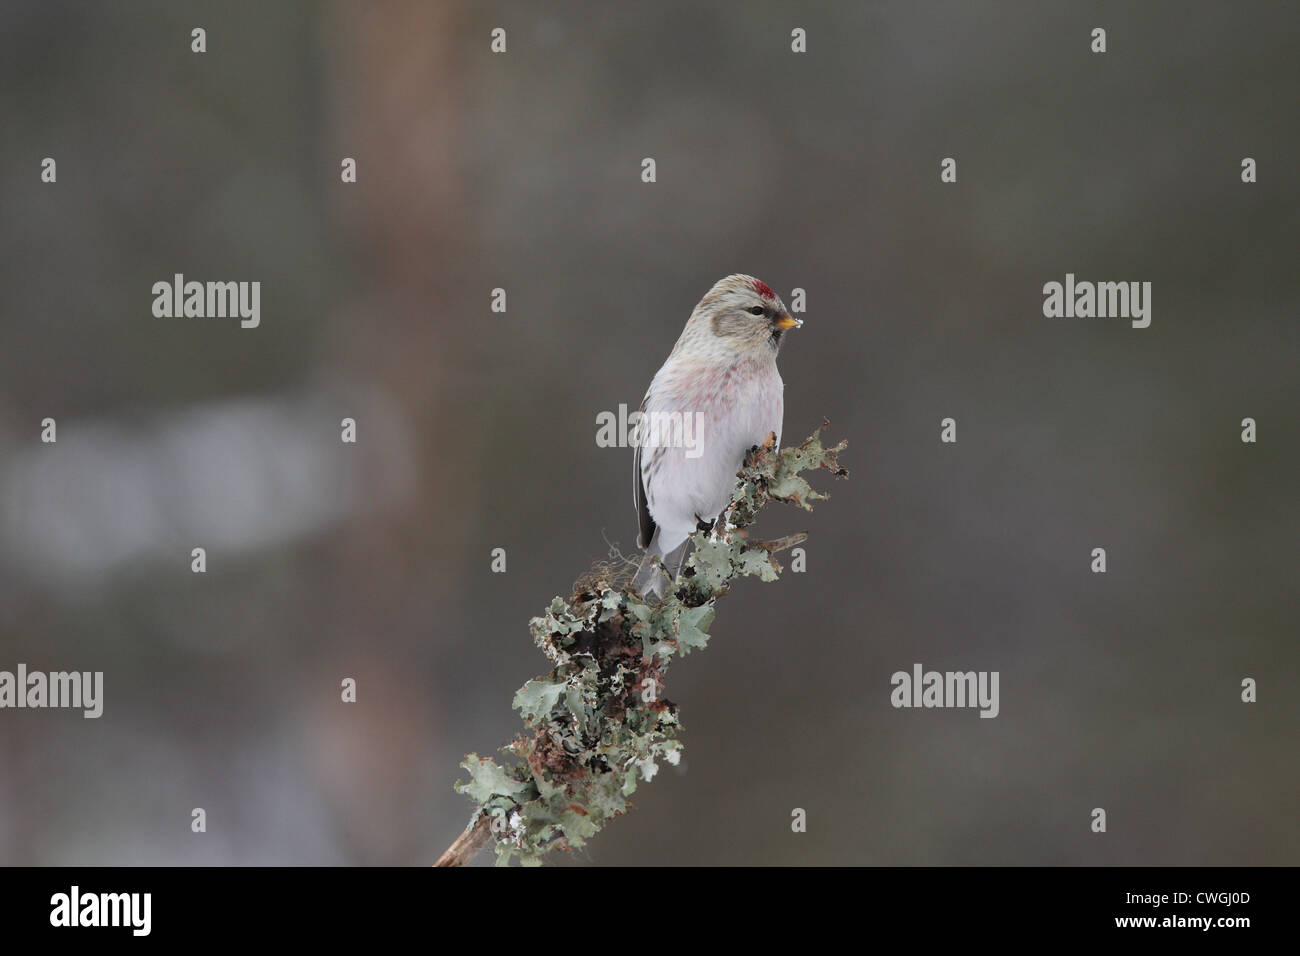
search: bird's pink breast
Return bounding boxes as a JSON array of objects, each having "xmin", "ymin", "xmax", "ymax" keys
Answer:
[{"xmin": 641, "ymin": 355, "xmax": 784, "ymax": 541}]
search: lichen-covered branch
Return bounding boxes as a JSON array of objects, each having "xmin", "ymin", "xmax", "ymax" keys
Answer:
[{"xmin": 439, "ymin": 421, "xmax": 848, "ymax": 866}]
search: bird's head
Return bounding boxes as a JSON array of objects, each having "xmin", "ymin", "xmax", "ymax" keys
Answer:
[{"xmin": 684, "ymin": 274, "xmax": 802, "ymax": 358}]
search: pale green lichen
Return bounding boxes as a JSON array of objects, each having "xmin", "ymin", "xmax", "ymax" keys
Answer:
[{"xmin": 453, "ymin": 422, "xmax": 848, "ymax": 865}]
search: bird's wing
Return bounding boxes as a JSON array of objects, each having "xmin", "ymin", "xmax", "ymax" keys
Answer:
[
  {"xmin": 775, "ymin": 376, "xmax": 784, "ymax": 449},
  {"xmin": 633, "ymin": 394, "xmax": 656, "ymax": 550}
]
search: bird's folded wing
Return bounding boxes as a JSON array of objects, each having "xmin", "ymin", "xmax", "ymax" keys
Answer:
[{"xmin": 632, "ymin": 394, "xmax": 656, "ymax": 550}]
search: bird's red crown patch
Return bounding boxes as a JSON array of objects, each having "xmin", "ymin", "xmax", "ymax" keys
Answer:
[{"xmin": 753, "ymin": 279, "xmax": 776, "ymax": 300}]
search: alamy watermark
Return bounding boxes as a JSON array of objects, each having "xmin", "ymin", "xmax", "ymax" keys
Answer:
[
  {"xmin": 152, "ymin": 273, "xmax": 260, "ymax": 328},
  {"xmin": 1043, "ymin": 273, "xmax": 1151, "ymax": 328},
  {"xmin": 50, "ymin": 886, "xmax": 150, "ymax": 936},
  {"xmin": 0, "ymin": 664, "xmax": 103, "ymax": 718},
  {"xmin": 891, "ymin": 663, "xmax": 999, "ymax": 718},
  {"xmin": 596, "ymin": 403, "xmax": 705, "ymax": 458}
]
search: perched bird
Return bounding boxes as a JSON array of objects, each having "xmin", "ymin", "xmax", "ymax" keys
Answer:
[{"xmin": 632, "ymin": 274, "xmax": 802, "ymax": 598}]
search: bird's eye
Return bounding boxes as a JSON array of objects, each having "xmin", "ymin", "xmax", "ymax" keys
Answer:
[{"xmin": 748, "ymin": 306, "xmax": 765, "ymax": 316}]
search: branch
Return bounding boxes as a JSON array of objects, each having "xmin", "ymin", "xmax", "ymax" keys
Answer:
[
  {"xmin": 433, "ymin": 813, "xmax": 493, "ymax": 867},
  {"xmin": 436, "ymin": 420, "xmax": 848, "ymax": 866}
]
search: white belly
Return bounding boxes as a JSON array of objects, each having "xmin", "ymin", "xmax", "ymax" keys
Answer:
[{"xmin": 640, "ymin": 356, "xmax": 784, "ymax": 546}]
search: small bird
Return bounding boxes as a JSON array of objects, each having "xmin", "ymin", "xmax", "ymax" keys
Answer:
[{"xmin": 632, "ymin": 274, "xmax": 802, "ymax": 598}]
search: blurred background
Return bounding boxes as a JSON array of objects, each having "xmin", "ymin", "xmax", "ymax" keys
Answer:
[{"xmin": 0, "ymin": 1, "xmax": 1295, "ymax": 865}]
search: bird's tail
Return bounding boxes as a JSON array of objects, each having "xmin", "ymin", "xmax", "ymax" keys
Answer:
[
  {"xmin": 631, "ymin": 537, "xmax": 689, "ymax": 600},
  {"xmin": 631, "ymin": 552, "xmax": 666, "ymax": 599}
]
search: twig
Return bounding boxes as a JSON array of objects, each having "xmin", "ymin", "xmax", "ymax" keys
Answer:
[
  {"xmin": 435, "ymin": 420, "xmax": 847, "ymax": 866},
  {"xmin": 434, "ymin": 813, "xmax": 492, "ymax": 867}
]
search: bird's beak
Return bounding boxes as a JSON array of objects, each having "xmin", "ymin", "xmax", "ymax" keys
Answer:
[{"xmin": 774, "ymin": 314, "xmax": 802, "ymax": 331}]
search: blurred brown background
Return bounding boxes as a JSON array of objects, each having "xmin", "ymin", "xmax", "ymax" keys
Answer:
[{"xmin": 0, "ymin": 1, "xmax": 1295, "ymax": 865}]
